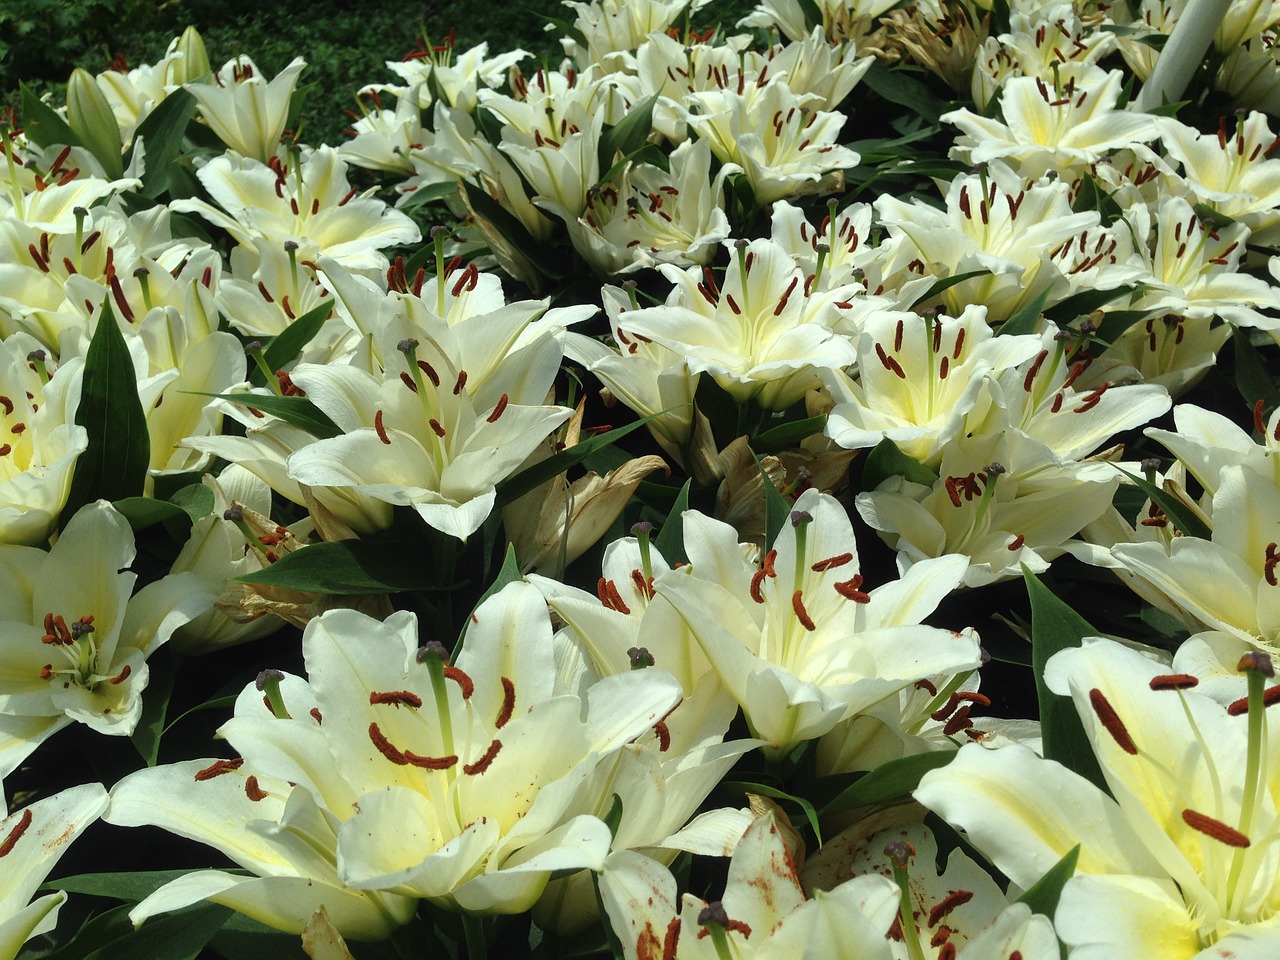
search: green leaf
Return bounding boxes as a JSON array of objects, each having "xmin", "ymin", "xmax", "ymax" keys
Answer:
[
  {"xmin": 1192, "ymin": 202, "xmax": 1236, "ymax": 227},
  {"xmin": 467, "ymin": 543, "xmax": 522, "ymax": 620},
  {"xmin": 1233, "ymin": 328, "xmax": 1280, "ymax": 414},
  {"xmin": 861, "ymin": 62, "xmax": 946, "ymax": 122},
  {"xmin": 110, "ymin": 497, "xmax": 193, "ymax": 531},
  {"xmin": 45, "ymin": 869, "xmax": 220, "ymax": 900},
  {"xmin": 599, "ymin": 141, "xmax": 669, "ymax": 184},
  {"xmin": 752, "ymin": 414, "xmax": 827, "ymax": 453},
  {"xmin": 1093, "ymin": 308, "xmax": 1149, "ymax": 345},
  {"xmin": 398, "ymin": 179, "xmax": 461, "ymax": 213},
  {"xmin": 1115, "ymin": 467, "xmax": 1212, "ymax": 540},
  {"xmin": 1017, "ymin": 844, "xmax": 1079, "ymax": 956},
  {"xmin": 21, "ymin": 81, "xmax": 82, "ymax": 150},
  {"xmin": 818, "ymin": 752, "xmax": 954, "ymax": 816},
  {"xmin": 722, "ymin": 781, "xmax": 823, "ymax": 845},
  {"xmin": 1023, "ymin": 567, "xmax": 1106, "ymax": 790},
  {"xmin": 461, "ymin": 178, "xmax": 569, "ymax": 280},
  {"xmin": 84, "ymin": 902, "xmax": 232, "ymax": 960},
  {"xmin": 169, "ymin": 482, "xmax": 216, "ymax": 522},
  {"xmin": 131, "ymin": 648, "xmax": 175, "ymax": 765},
  {"xmin": 654, "ymin": 478, "xmax": 692, "ymax": 565},
  {"xmin": 200, "ymin": 392, "xmax": 341, "ymax": 439},
  {"xmin": 256, "ymin": 300, "xmax": 334, "ymax": 383},
  {"xmin": 909, "ymin": 269, "xmax": 991, "ymax": 309},
  {"xmin": 601, "ymin": 793, "xmax": 624, "ymax": 840},
  {"xmin": 861, "ymin": 437, "xmax": 938, "ymax": 492},
  {"xmin": 757, "ymin": 455, "xmax": 791, "ymax": 550},
  {"xmin": 64, "ymin": 301, "xmax": 150, "ymax": 524},
  {"xmin": 233, "ymin": 539, "xmax": 444, "ymax": 594},
  {"xmin": 128, "ymin": 88, "xmax": 196, "ymax": 199},
  {"xmin": 1042, "ymin": 285, "xmax": 1136, "ymax": 326},
  {"xmin": 599, "ymin": 94, "xmax": 658, "ymax": 172},
  {"xmin": 495, "ymin": 412, "xmax": 664, "ymax": 507},
  {"xmin": 999, "ymin": 284, "xmax": 1054, "ymax": 336},
  {"xmin": 1070, "ymin": 172, "xmax": 1123, "ymax": 226}
]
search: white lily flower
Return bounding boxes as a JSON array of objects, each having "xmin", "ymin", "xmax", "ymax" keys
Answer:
[
  {"xmin": 0, "ymin": 783, "xmax": 108, "ymax": 960},
  {"xmin": 681, "ymin": 79, "xmax": 860, "ymax": 204},
  {"xmin": 110, "ymin": 583, "xmax": 682, "ymax": 930},
  {"xmin": 1125, "ymin": 194, "xmax": 1280, "ymax": 333},
  {"xmin": 653, "ymin": 488, "xmax": 980, "ymax": 756},
  {"xmin": 0, "ymin": 335, "xmax": 85, "ymax": 545},
  {"xmin": 739, "ymin": 0, "xmax": 898, "ymax": 43},
  {"xmin": 821, "ymin": 821, "xmax": 1060, "ymax": 960},
  {"xmin": 283, "ymin": 329, "xmax": 573, "ymax": 540},
  {"xmin": 600, "ymin": 810, "xmax": 901, "ymax": 959},
  {"xmin": 619, "ymin": 237, "xmax": 859, "ymax": 409},
  {"xmin": 917, "ymin": 637, "xmax": 1280, "ymax": 957},
  {"xmin": 561, "ymin": 0, "xmax": 701, "ymax": 64},
  {"xmin": 970, "ymin": 4, "xmax": 1116, "ymax": 110},
  {"xmin": 544, "ymin": 138, "xmax": 736, "ymax": 277},
  {"xmin": 1160, "ymin": 112, "xmax": 1280, "ymax": 246},
  {"xmin": 944, "ymin": 71, "xmax": 1159, "ymax": 178},
  {"xmin": 186, "ymin": 55, "xmax": 306, "ymax": 162},
  {"xmin": 0, "ymin": 501, "xmax": 211, "ymax": 780},
  {"xmin": 1112, "ymin": 463, "xmax": 1280, "ymax": 654},
  {"xmin": 824, "ymin": 304, "xmax": 1043, "ymax": 468},
  {"xmin": 563, "ymin": 284, "xmax": 698, "ymax": 461},
  {"xmin": 171, "ymin": 147, "xmax": 420, "ymax": 274},
  {"xmin": 874, "ymin": 162, "xmax": 1099, "ymax": 323},
  {"xmin": 856, "ymin": 431, "xmax": 1122, "ymax": 587}
]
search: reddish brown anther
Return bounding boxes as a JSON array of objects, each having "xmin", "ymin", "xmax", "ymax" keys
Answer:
[
  {"xmin": 443, "ymin": 665, "xmax": 475, "ymax": 699},
  {"xmin": 0, "ymin": 809, "xmax": 33, "ymax": 858},
  {"xmin": 463, "ymin": 738, "xmax": 502, "ymax": 775},
  {"xmin": 791, "ymin": 590, "xmax": 816, "ymax": 630},
  {"xmin": 244, "ymin": 776, "xmax": 267, "ymax": 801},
  {"xmin": 834, "ymin": 574, "xmax": 871, "ymax": 603},
  {"xmin": 811, "ymin": 553, "xmax": 852, "ymax": 572},
  {"xmin": 495, "ymin": 677, "xmax": 515, "ymax": 729},
  {"xmin": 1089, "ymin": 688, "xmax": 1138, "ymax": 754},
  {"xmin": 1182, "ymin": 808, "xmax": 1250, "ymax": 847},
  {"xmin": 370, "ymin": 690, "xmax": 423, "ymax": 708},
  {"xmin": 928, "ymin": 890, "xmax": 974, "ymax": 927},
  {"xmin": 486, "ymin": 394, "xmax": 509, "ymax": 422},
  {"xmin": 1149, "ymin": 674, "xmax": 1199, "ymax": 691},
  {"xmin": 194, "ymin": 757, "xmax": 244, "ymax": 781}
]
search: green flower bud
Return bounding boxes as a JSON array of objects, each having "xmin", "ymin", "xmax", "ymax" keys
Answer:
[
  {"xmin": 66, "ymin": 68, "xmax": 123, "ymax": 179},
  {"xmin": 173, "ymin": 26, "xmax": 212, "ymax": 84}
]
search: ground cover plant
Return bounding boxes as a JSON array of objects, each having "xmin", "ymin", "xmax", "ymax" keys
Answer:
[{"xmin": 2, "ymin": 0, "xmax": 1280, "ymax": 957}]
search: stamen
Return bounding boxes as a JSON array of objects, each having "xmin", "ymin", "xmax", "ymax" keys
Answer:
[
  {"xmin": 463, "ymin": 738, "xmax": 502, "ymax": 775},
  {"xmin": 791, "ymin": 590, "xmax": 816, "ymax": 630},
  {"xmin": 370, "ymin": 690, "xmax": 423, "ymax": 708},
  {"xmin": 374, "ymin": 409, "xmax": 391, "ymax": 444},
  {"xmin": 369, "ymin": 722, "xmax": 409, "ymax": 765},
  {"xmin": 442, "ymin": 665, "xmax": 474, "ymax": 699},
  {"xmin": 0, "ymin": 809, "xmax": 33, "ymax": 858},
  {"xmin": 495, "ymin": 677, "xmax": 515, "ymax": 729},
  {"xmin": 1149, "ymin": 674, "xmax": 1199, "ymax": 690},
  {"xmin": 653, "ymin": 721, "xmax": 671, "ymax": 752},
  {"xmin": 834, "ymin": 573, "xmax": 871, "ymax": 602},
  {"xmin": 486, "ymin": 394, "xmax": 509, "ymax": 422},
  {"xmin": 928, "ymin": 890, "xmax": 974, "ymax": 927},
  {"xmin": 404, "ymin": 750, "xmax": 458, "ymax": 770},
  {"xmin": 194, "ymin": 757, "xmax": 244, "ymax": 781},
  {"xmin": 244, "ymin": 776, "xmax": 267, "ymax": 801},
  {"xmin": 1089, "ymin": 688, "xmax": 1137, "ymax": 754},
  {"xmin": 811, "ymin": 553, "xmax": 852, "ymax": 571},
  {"xmin": 1182, "ymin": 808, "xmax": 1250, "ymax": 847}
]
